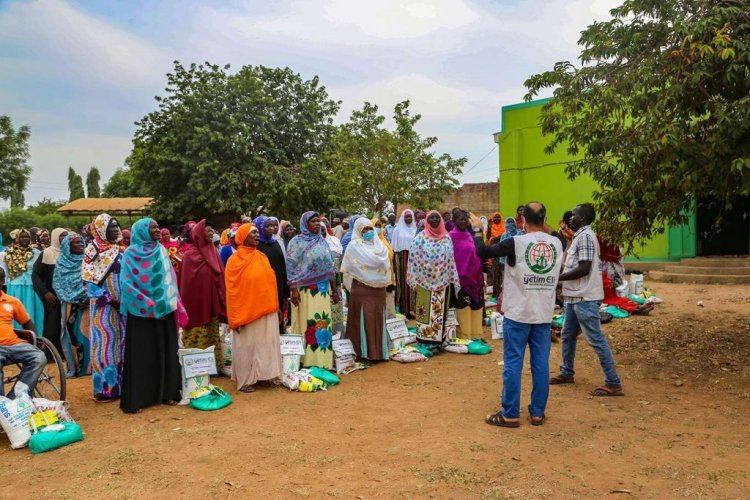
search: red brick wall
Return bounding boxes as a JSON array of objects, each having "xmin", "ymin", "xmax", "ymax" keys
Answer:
[{"xmin": 396, "ymin": 182, "xmax": 499, "ymax": 217}]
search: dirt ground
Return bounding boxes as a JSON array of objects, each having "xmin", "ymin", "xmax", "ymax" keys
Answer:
[{"xmin": 1, "ymin": 282, "xmax": 749, "ymax": 499}]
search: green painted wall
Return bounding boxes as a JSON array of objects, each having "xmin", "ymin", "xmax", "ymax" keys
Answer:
[{"xmin": 497, "ymin": 99, "xmax": 693, "ymax": 260}]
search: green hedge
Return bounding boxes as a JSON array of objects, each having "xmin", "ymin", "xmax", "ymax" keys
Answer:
[{"xmin": 0, "ymin": 209, "xmax": 94, "ymax": 244}]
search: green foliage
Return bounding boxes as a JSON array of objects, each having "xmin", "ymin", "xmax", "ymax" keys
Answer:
[
  {"xmin": 524, "ymin": 0, "xmax": 750, "ymax": 249},
  {"xmin": 102, "ymin": 159, "xmax": 150, "ymax": 198},
  {"xmin": 27, "ymin": 197, "xmax": 66, "ymax": 215},
  {"xmin": 67, "ymin": 167, "xmax": 85, "ymax": 201},
  {"xmin": 130, "ymin": 61, "xmax": 340, "ymax": 221},
  {"xmin": 86, "ymin": 167, "xmax": 101, "ymax": 198},
  {"xmin": 0, "ymin": 208, "xmax": 91, "ymax": 243},
  {"xmin": 0, "ymin": 115, "xmax": 32, "ymax": 207},
  {"xmin": 327, "ymin": 101, "xmax": 465, "ymax": 213}
]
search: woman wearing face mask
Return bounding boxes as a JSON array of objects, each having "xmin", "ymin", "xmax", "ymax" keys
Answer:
[
  {"xmin": 371, "ymin": 217, "xmax": 396, "ymax": 317},
  {"xmin": 341, "ymin": 218, "xmax": 393, "ymax": 361},
  {"xmin": 286, "ymin": 211, "xmax": 339, "ymax": 369},
  {"xmin": 54, "ymin": 233, "xmax": 91, "ymax": 377},
  {"xmin": 225, "ymin": 223, "xmax": 281, "ymax": 392},
  {"xmin": 32, "ymin": 227, "xmax": 68, "ymax": 355},
  {"xmin": 390, "ymin": 210, "xmax": 417, "ymax": 318},
  {"xmin": 82, "ymin": 213, "xmax": 126, "ymax": 402},
  {"xmin": 407, "ymin": 210, "xmax": 461, "ymax": 345},
  {"xmin": 449, "ymin": 210, "xmax": 485, "ymax": 339},
  {"xmin": 1, "ymin": 228, "xmax": 45, "ymax": 333},
  {"xmin": 119, "ymin": 218, "xmax": 183, "ymax": 413}
]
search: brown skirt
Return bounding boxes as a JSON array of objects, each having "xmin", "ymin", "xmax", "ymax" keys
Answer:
[
  {"xmin": 232, "ymin": 312, "xmax": 281, "ymax": 388},
  {"xmin": 345, "ymin": 280, "xmax": 388, "ymax": 361}
]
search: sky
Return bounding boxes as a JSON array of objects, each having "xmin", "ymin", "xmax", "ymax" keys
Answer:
[{"xmin": 0, "ymin": 0, "xmax": 619, "ymax": 206}]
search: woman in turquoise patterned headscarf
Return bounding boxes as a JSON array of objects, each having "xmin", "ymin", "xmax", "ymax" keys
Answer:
[
  {"xmin": 119, "ymin": 218, "xmax": 182, "ymax": 413},
  {"xmin": 53, "ymin": 234, "xmax": 91, "ymax": 377}
]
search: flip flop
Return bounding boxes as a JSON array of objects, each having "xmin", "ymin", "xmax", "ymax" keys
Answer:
[
  {"xmin": 590, "ymin": 385, "xmax": 624, "ymax": 397},
  {"xmin": 550, "ymin": 375, "xmax": 575, "ymax": 385},
  {"xmin": 485, "ymin": 411, "xmax": 520, "ymax": 428},
  {"xmin": 530, "ymin": 415, "xmax": 546, "ymax": 426}
]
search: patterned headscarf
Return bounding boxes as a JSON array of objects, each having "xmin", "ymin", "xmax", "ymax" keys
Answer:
[
  {"xmin": 285, "ymin": 211, "xmax": 334, "ymax": 288},
  {"xmin": 82, "ymin": 214, "xmax": 122, "ymax": 284},
  {"xmin": 4, "ymin": 228, "xmax": 34, "ymax": 279},
  {"xmin": 120, "ymin": 218, "xmax": 179, "ymax": 319},
  {"xmin": 53, "ymin": 234, "xmax": 87, "ymax": 303}
]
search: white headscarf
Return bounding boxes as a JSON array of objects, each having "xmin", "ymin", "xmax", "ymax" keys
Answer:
[
  {"xmin": 390, "ymin": 209, "xmax": 417, "ymax": 252},
  {"xmin": 321, "ymin": 223, "xmax": 343, "ymax": 257},
  {"xmin": 41, "ymin": 227, "xmax": 68, "ymax": 265},
  {"xmin": 340, "ymin": 218, "xmax": 392, "ymax": 289}
]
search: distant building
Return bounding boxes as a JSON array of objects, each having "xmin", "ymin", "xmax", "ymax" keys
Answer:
[{"xmin": 395, "ymin": 182, "xmax": 499, "ymax": 218}]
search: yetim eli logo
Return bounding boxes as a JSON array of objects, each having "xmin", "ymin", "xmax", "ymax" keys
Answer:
[{"xmin": 524, "ymin": 241, "xmax": 558, "ymax": 274}]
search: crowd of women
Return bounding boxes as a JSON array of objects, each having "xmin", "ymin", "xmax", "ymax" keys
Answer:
[{"xmin": 0, "ymin": 206, "xmax": 525, "ymax": 413}]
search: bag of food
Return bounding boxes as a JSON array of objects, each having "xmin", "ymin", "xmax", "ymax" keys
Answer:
[
  {"xmin": 189, "ymin": 385, "xmax": 232, "ymax": 411},
  {"xmin": 219, "ymin": 324, "xmax": 233, "ymax": 377},
  {"xmin": 28, "ymin": 421, "xmax": 84, "ymax": 454},
  {"xmin": 444, "ymin": 338, "xmax": 469, "ymax": 354},
  {"xmin": 177, "ymin": 347, "xmax": 217, "ymax": 405},
  {"xmin": 309, "ymin": 366, "xmax": 340, "ymax": 386},
  {"xmin": 467, "ymin": 338, "xmax": 492, "ymax": 355},
  {"xmin": 0, "ymin": 383, "xmax": 34, "ymax": 449}
]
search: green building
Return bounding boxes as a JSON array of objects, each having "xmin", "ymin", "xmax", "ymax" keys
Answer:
[{"xmin": 495, "ymin": 98, "xmax": 749, "ymax": 260}]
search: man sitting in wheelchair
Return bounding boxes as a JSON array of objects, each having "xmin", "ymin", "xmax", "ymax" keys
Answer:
[{"xmin": 0, "ymin": 267, "xmax": 45, "ymax": 397}]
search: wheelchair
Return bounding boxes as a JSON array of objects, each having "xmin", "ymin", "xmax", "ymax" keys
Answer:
[{"xmin": 2, "ymin": 330, "xmax": 66, "ymax": 401}]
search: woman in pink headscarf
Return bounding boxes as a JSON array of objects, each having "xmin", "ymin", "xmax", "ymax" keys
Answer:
[{"xmin": 407, "ymin": 210, "xmax": 460, "ymax": 345}]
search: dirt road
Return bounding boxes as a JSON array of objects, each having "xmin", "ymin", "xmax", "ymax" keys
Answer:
[{"xmin": 2, "ymin": 283, "xmax": 748, "ymax": 499}]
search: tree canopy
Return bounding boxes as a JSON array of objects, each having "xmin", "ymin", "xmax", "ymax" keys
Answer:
[
  {"xmin": 326, "ymin": 101, "xmax": 465, "ymax": 213},
  {"xmin": 0, "ymin": 116, "xmax": 32, "ymax": 208},
  {"xmin": 86, "ymin": 167, "xmax": 101, "ymax": 198},
  {"xmin": 524, "ymin": 0, "xmax": 750, "ymax": 248},
  {"xmin": 130, "ymin": 61, "xmax": 340, "ymax": 221},
  {"xmin": 67, "ymin": 167, "xmax": 85, "ymax": 201}
]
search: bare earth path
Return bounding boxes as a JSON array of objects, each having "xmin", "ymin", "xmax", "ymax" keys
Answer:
[{"xmin": 2, "ymin": 283, "xmax": 748, "ymax": 499}]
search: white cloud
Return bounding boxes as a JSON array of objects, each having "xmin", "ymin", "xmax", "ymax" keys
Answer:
[{"xmin": 0, "ymin": 0, "xmax": 169, "ymax": 89}]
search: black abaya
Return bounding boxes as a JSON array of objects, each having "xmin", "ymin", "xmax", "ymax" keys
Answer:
[
  {"xmin": 257, "ymin": 240, "xmax": 289, "ymax": 334},
  {"xmin": 120, "ymin": 312, "xmax": 181, "ymax": 413},
  {"xmin": 31, "ymin": 255, "xmax": 62, "ymax": 354}
]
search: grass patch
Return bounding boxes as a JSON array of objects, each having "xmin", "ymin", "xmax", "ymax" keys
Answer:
[{"xmin": 413, "ymin": 465, "xmax": 482, "ymax": 486}]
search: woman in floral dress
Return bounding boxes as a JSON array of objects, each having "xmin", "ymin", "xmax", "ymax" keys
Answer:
[
  {"xmin": 407, "ymin": 210, "xmax": 460, "ymax": 345},
  {"xmin": 286, "ymin": 211, "xmax": 339, "ymax": 369}
]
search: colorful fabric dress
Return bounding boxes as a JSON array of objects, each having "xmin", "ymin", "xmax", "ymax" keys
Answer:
[
  {"xmin": 82, "ymin": 214, "xmax": 125, "ymax": 399},
  {"xmin": 119, "ymin": 218, "xmax": 182, "ymax": 413},
  {"xmin": 1, "ymin": 239, "xmax": 44, "ymax": 332},
  {"xmin": 407, "ymin": 211, "xmax": 460, "ymax": 344},
  {"xmin": 286, "ymin": 212, "xmax": 335, "ymax": 369},
  {"xmin": 53, "ymin": 234, "xmax": 91, "ymax": 377}
]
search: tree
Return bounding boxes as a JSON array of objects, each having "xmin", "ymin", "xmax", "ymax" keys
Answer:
[
  {"xmin": 524, "ymin": 0, "xmax": 750, "ymax": 249},
  {"xmin": 0, "ymin": 116, "xmax": 32, "ymax": 208},
  {"xmin": 86, "ymin": 167, "xmax": 101, "ymax": 198},
  {"xmin": 67, "ymin": 167, "xmax": 85, "ymax": 201},
  {"xmin": 102, "ymin": 164, "xmax": 149, "ymax": 198},
  {"xmin": 130, "ymin": 61, "xmax": 340, "ymax": 221},
  {"xmin": 327, "ymin": 101, "xmax": 466, "ymax": 213},
  {"xmin": 27, "ymin": 197, "xmax": 65, "ymax": 215}
]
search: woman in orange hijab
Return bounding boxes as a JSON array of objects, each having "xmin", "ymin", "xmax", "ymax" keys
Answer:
[
  {"xmin": 486, "ymin": 212, "xmax": 506, "ymax": 299},
  {"xmin": 224, "ymin": 223, "xmax": 281, "ymax": 393}
]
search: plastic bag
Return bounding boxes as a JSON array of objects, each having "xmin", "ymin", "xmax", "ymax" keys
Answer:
[
  {"xmin": 28, "ymin": 422, "xmax": 84, "ymax": 454},
  {"xmin": 0, "ymin": 382, "xmax": 34, "ymax": 449},
  {"xmin": 467, "ymin": 338, "xmax": 492, "ymax": 355},
  {"xmin": 219, "ymin": 325, "xmax": 233, "ymax": 377},
  {"xmin": 391, "ymin": 347, "xmax": 428, "ymax": 363},
  {"xmin": 309, "ymin": 367, "xmax": 340, "ymax": 386},
  {"xmin": 603, "ymin": 306, "xmax": 629, "ymax": 319},
  {"xmin": 177, "ymin": 347, "xmax": 216, "ymax": 405},
  {"xmin": 190, "ymin": 386, "xmax": 232, "ymax": 411},
  {"xmin": 490, "ymin": 312, "xmax": 504, "ymax": 340}
]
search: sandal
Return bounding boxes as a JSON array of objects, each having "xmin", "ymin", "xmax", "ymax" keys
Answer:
[
  {"xmin": 530, "ymin": 415, "xmax": 545, "ymax": 426},
  {"xmin": 239, "ymin": 385, "xmax": 256, "ymax": 393},
  {"xmin": 93, "ymin": 395, "xmax": 116, "ymax": 403},
  {"xmin": 164, "ymin": 400, "xmax": 179, "ymax": 406},
  {"xmin": 590, "ymin": 385, "xmax": 624, "ymax": 397},
  {"xmin": 485, "ymin": 411, "xmax": 520, "ymax": 428},
  {"xmin": 550, "ymin": 375, "xmax": 575, "ymax": 385}
]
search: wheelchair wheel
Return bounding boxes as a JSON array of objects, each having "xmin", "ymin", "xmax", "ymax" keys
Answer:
[{"xmin": 34, "ymin": 337, "xmax": 66, "ymax": 401}]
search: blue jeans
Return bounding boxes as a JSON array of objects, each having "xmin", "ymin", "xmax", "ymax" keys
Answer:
[
  {"xmin": 559, "ymin": 301, "xmax": 621, "ymax": 387},
  {"xmin": 0, "ymin": 342, "xmax": 47, "ymax": 397},
  {"xmin": 501, "ymin": 317, "xmax": 551, "ymax": 419}
]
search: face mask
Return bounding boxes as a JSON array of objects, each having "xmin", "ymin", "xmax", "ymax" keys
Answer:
[
  {"xmin": 362, "ymin": 230, "xmax": 375, "ymax": 242},
  {"xmin": 375, "ymin": 228, "xmax": 383, "ymax": 235}
]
